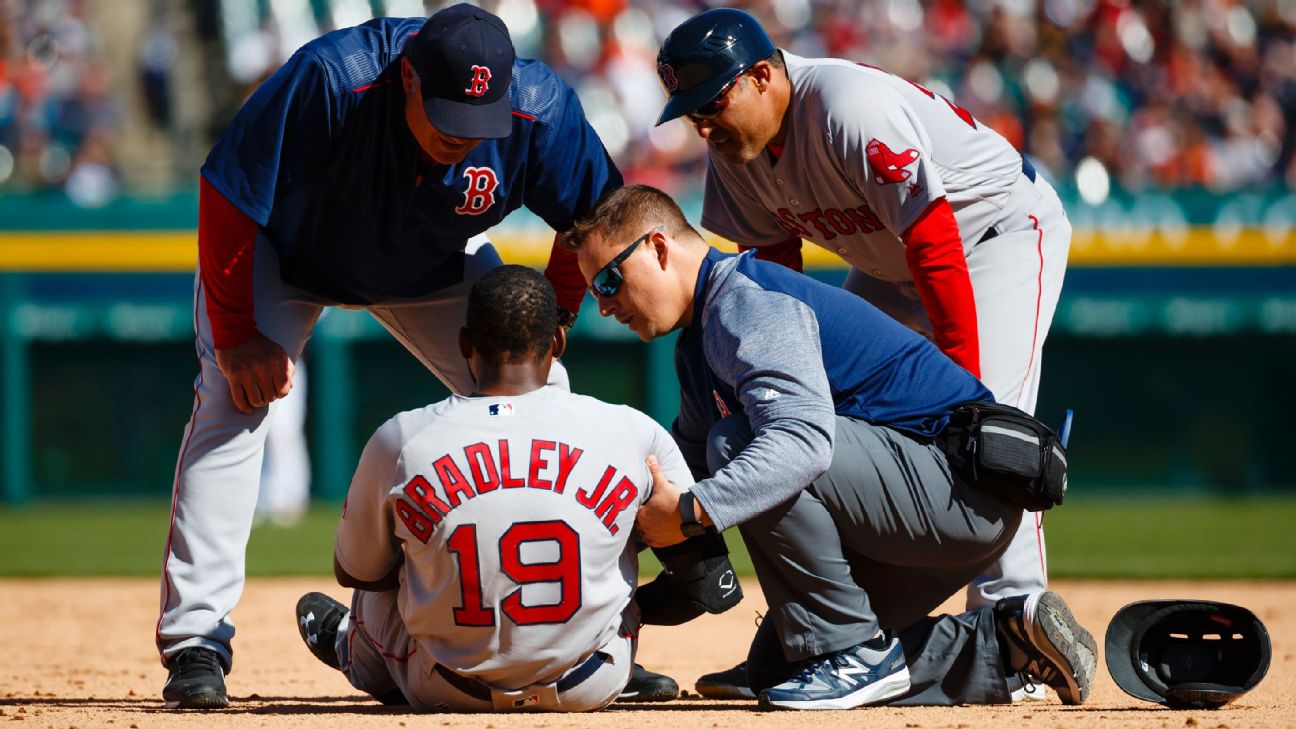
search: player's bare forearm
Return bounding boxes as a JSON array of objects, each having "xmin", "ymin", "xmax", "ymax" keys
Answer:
[{"xmin": 333, "ymin": 555, "xmax": 401, "ymax": 592}]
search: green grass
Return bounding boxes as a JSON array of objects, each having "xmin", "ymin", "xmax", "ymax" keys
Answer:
[
  {"xmin": 1, "ymin": 494, "xmax": 1294, "ymax": 578},
  {"xmin": 1042, "ymin": 493, "xmax": 1296, "ymax": 578}
]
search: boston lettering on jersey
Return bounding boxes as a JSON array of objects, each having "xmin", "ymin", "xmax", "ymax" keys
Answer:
[
  {"xmin": 394, "ymin": 438, "xmax": 640, "ymax": 543},
  {"xmin": 776, "ymin": 204, "xmax": 885, "ymax": 241}
]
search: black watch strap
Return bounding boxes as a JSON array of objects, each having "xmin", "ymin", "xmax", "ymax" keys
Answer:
[
  {"xmin": 556, "ymin": 307, "xmax": 578, "ymax": 331},
  {"xmin": 678, "ymin": 492, "xmax": 706, "ymax": 538}
]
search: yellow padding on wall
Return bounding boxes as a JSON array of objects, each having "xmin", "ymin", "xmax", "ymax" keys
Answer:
[{"xmin": 1, "ymin": 227, "xmax": 1294, "ymax": 271}]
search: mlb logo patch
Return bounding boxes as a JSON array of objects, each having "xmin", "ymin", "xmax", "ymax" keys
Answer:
[
  {"xmin": 489, "ymin": 402, "xmax": 515, "ymax": 417},
  {"xmin": 512, "ymin": 693, "xmax": 540, "ymax": 708}
]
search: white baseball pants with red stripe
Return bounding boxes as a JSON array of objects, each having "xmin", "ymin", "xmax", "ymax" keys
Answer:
[{"xmin": 844, "ymin": 172, "xmax": 1071, "ymax": 610}]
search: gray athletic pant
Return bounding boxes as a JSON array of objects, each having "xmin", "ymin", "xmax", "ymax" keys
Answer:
[
  {"xmin": 157, "ymin": 234, "xmax": 568, "ymax": 669},
  {"xmin": 707, "ymin": 414, "xmax": 1019, "ymax": 705}
]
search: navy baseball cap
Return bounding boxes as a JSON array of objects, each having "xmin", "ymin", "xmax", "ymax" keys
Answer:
[{"xmin": 405, "ymin": 4, "xmax": 515, "ymax": 139}]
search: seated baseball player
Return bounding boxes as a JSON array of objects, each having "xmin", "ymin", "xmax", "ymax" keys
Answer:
[
  {"xmin": 562, "ymin": 184, "xmax": 1097, "ymax": 710},
  {"xmin": 293, "ymin": 265, "xmax": 704, "ymax": 712}
]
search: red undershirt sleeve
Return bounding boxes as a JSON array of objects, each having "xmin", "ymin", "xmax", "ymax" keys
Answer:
[
  {"xmin": 901, "ymin": 197, "xmax": 981, "ymax": 379},
  {"xmin": 198, "ymin": 175, "xmax": 261, "ymax": 349},
  {"xmin": 739, "ymin": 236, "xmax": 804, "ymax": 272},
  {"xmin": 544, "ymin": 236, "xmax": 588, "ymax": 314}
]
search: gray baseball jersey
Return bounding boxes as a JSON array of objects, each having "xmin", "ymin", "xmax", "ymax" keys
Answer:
[
  {"xmin": 334, "ymin": 384, "xmax": 692, "ymax": 690},
  {"xmin": 698, "ymin": 51, "xmax": 1074, "ymax": 610},
  {"xmin": 702, "ymin": 52, "xmax": 1024, "ymax": 281}
]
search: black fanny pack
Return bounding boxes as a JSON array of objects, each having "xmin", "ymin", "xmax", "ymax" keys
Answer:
[{"xmin": 939, "ymin": 401, "xmax": 1068, "ymax": 512}]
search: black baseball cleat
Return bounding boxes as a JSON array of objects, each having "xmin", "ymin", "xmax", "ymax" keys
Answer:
[
  {"xmin": 995, "ymin": 591, "xmax": 1098, "ymax": 705},
  {"xmin": 162, "ymin": 647, "xmax": 228, "ymax": 710},
  {"xmin": 695, "ymin": 661, "xmax": 757, "ymax": 700},
  {"xmin": 616, "ymin": 663, "xmax": 680, "ymax": 702},
  {"xmin": 296, "ymin": 592, "xmax": 348, "ymax": 670}
]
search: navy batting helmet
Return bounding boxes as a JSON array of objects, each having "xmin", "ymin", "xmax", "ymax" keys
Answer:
[
  {"xmin": 654, "ymin": 8, "xmax": 776, "ymax": 126},
  {"xmin": 1105, "ymin": 600, "xmax": 1271, "ymax": 709}
]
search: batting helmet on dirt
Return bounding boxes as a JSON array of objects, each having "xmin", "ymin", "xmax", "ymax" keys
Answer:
[
  {"xmin": 1105, "ymin": 600, "xmax": 1271, "ymax": 709},
  {"xmin": 654, "ymin": 8, "xmax": 776, "ymax": 125}
]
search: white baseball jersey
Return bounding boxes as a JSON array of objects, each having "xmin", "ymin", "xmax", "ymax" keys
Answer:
[
  {"xmin": 335, "ymin": 384, "xmax": 693, "ymax": 690},
  {"xmin": 703, "ymin": 52, "xmax": 1024, "ymax": 281}
]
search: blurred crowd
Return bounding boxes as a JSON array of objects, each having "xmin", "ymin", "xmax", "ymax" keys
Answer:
[
  {"xmin": 534, "ymin": 0, "xmax": 1296, "ymax": 198},
  {"xmin": 4, "ymin": 0, "xmax": 1296, "ymax": 206},
  {"xmin": 0, "ymin": 0, "xmax": 120, "ymax": 206}
]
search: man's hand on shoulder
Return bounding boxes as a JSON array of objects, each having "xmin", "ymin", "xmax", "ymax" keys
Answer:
[
  {"xmin": 637, "ymin": 456, "xmax": 712, "ymax": 548},
  {"xmin": 214, "ymin": 333, "xmax": 294, "ymax": 414}
]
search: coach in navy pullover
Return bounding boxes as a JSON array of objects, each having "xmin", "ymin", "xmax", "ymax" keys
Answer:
[
  {"xmin": 199, "ymin": 12, "xmax": 616, "ymax": 354},
  {"xmin": 159, "ymin": 6, "xmax": 628, "ymax": 710}
]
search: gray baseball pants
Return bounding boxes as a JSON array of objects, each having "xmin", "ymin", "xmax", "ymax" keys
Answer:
[
  {"xmin": 338, "ymin": 589, "xmax": 633, "ymax": 712},
  {"xmin": 707, "ymin": 414, "xmax": 1019, "ymax": 705}
]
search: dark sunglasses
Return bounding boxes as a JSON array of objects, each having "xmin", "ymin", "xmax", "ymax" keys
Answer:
[
  {"xmin": 590, "ymin": 225, "xmax": 665, "ymax": 298},
  {"xmin": 687, "ymin": 74, "xmax": 744, "ymax": 122}
]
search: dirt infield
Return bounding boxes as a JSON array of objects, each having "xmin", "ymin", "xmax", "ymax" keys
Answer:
[{"xmin": 1, "ymin": 578, "xmax": 1290, "ymax": 728}]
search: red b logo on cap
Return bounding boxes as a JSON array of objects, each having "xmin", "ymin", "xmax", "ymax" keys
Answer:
[
  {"xmin": 465, "ymin": 65, "xmax": 491, "ymax": 97},
  {"xmin": 658, "ymin": 63, "xmax": 678, "ymax": 93}
]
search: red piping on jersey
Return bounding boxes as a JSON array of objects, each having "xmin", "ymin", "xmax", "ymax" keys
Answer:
[
  {"xmin": 1034, "ymin": 512, "xmax": 1047, "ymax": 586},
  {"xmin": 352, "ymin": 79, "xmax": 395, "ymax": 93},
  {"xmin": 155, "ymin": 283, "xmax": 208, "ymax": 661},
  {"xmin": 511, "ymin": 110, "xmax": 537, "ymax": 121},
  {"xmin": 1014, "ymin": 214, "xmax": 1045, "ymax": 408}
]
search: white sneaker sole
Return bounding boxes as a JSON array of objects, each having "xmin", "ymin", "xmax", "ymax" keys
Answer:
[
  {"xmin": 760, "ymin": 667, "xmax": 911, "ymax": 711},
  {"xmin": 1010, "ymin": 681, "xmax": 1049, "ymax": 703}
]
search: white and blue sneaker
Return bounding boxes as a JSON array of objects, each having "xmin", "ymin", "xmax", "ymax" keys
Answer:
[{"xmin": 758, "ymin": 633, "xmax": 911, "ymax": 711}]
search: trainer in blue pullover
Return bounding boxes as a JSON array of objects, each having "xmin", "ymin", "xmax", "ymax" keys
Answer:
[{"xmin": 563, "ymin": 184, "xmax": 1098, "ymax": 711}]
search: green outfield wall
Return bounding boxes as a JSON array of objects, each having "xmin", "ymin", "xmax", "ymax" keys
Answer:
[{"xmin": 2, "ymin": 191, "xmax": 1294, "ymax": 504}]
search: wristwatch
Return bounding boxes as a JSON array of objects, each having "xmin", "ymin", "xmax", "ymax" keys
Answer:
[
  {"xmin": 556, "ymin": 307, "xmax": 578, "ymax": 332},
  {"xmin": 678, "ymin": 492, "xmax": 707, "ymax": 538}
]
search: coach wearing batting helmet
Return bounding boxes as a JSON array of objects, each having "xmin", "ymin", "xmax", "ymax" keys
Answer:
[
  {"xmin": 155, "ymin": 4, "xmax": 664, "ymax": 710},
  {"xmin": 654, "ymin": 8, "xmax": 1073, "ymax": 669},
  {"xmin": 562, "ymin": 184, "xmax": 1096, "ymax": 710}
]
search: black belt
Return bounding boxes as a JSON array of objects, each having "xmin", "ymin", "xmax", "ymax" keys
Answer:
[
  {"xmin": 978, "ymin": 156, "xmax": 1039, "ymax": 244},
  {"xmin": 433, "ymin": 651, "xmax": 608, "ymax": 702}
]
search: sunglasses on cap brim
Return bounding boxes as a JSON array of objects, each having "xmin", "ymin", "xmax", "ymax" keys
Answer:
[{"xmin": 687, "ymin": 73, "xmax": 744, "ymax": 122}]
